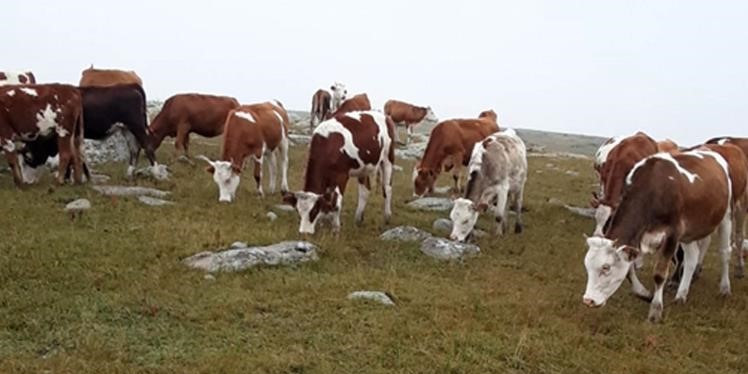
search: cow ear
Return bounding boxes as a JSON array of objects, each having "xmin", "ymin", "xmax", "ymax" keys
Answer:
[
  {"xmin": 476, "ymin": 202, "xmax": 488, "ymax": 213},
  {"xmin": 282, "ymin": 191, "xmax": 297, "ymax": 207},
  {"xmin": 322, "ymin": 189, "xmax": 339, "ymax": 211},
  {"xmin": 205, "ymin": 166, "xmax": 215, "ymax": 174},
  {"xmin": 617, "ymin": 245, "xmax": 639, "ymax": 262},
  {"xmin": 231, "ymin": 164, "xmax": 241, "ymax": 174}
]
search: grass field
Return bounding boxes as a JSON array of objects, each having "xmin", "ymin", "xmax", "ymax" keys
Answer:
[{"xmin": 1, "ymin": 136, "xmax": 747, "ymax": 373}]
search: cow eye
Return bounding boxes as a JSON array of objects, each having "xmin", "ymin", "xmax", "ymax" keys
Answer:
[
  {"xmin": 601, "ymin": 264, "xmax": 611, "ymax": 273},
  {"xmin": 462, "ymin": 219, "xmax": 469, "ymax": 225}
]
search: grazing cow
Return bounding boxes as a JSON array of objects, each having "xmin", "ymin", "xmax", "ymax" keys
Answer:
[
  {"xmin": 330, "ymin": 82, "xmax": 347, "ymax": 112},
  {"xmin": 310, "ymin": 89, "xmax": 331, "ymax": 129},
  {"xmin": 79, "ymin": 65, "xmax": 142, "ymax": 87},
  {"xmin": 384, "ymin": 99, "xmax": 438, "ymax": 144},
  {"xmin": 0, "ymin": 84, "xmax": 86, "ymax": 185},
  {"xmin": 282, "ymin": 111, "xmax": 395, "ymax": 234},
  {"xmin": 149, "ymin": 93, "xmax": 239, "ymax": 158},
  {"xmin": 591, "ymin": 132, "xmax": 659, "ymax": 236},
  {"xmin": 198, "ymin": 101, "xmax": 289, "ymax": 202},
  {"xmin": 412, "ymin": 110, "xmax": 499, "ymax": 197},
  {"xmin": 449, "ymin": 129, "xmax": 527, "ymax": 242},
  {"xmin": 325, "ymin": 93, "xmax": 372, "ymax": 120},
  {"xmin": 0, "ymin": 71, "xmax": 36, "ymax": 86},
  {"xmin": 657, "ymin": 139, "xmax": 680, "ymax": 154},
  {"xmin": 583, "ymin": 150, "xmax": 733, "ymax": 323}
]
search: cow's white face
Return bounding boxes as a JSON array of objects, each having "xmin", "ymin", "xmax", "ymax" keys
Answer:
[
  {"xmin": 449, "ymin": 198, "xmax": 479, "ymax": 242},
  {"xmin": 330, "ymin": 82, "xmax": 347, "ymax": 104},
  {"xmin": 424, "ymin": 107, "xmax": 438, "ymax": 123},
  {"xmin": 19, "ymin": 158, "xmax": 43, "ymax": 184},
  {"xmin": 583, "ymin": 237, "xmax": 637, "ymax": 307},
  {"xmin": 150, "ymin": 163, "xmax": 170, "ymax": 181},
  {"xmin": 284, "ymin": 189, "xmax": 341, "ymax": 234},
  {"xmin": 199, "ymin": 156, "xmax": 240, "ymax": 203}
]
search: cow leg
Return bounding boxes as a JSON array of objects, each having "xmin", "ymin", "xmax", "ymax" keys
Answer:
[
  {"xmin": 3, "ymin": 150, "xmax": 23, "ymax": 187},
  {"xmin": 452, "ymin": 162, "xmax": 463, "ymax": 193},
  {"xmin": 733, "ymin": 202, "xmax": 746, "ymax": 278},
  {"xmin": 674, "ymin": 241, "xmax": 700, "ymax": 303},
  {"xmin": 56, "ymin": 136, "xmax": 74, "ymax": 185},
  {"xmin": 174, "ymin": 123, "xmax": 189, "ymax": 157},
  {"xmin": 355, "ymin": 176, "xmax": 371, "ymax": 225},
  {"xmin": 694, "ymin": 235, "xmax": 712, "ymax": 280},
  {"xmin": 122, "ymin": 129, "xmax": 140, "ymax": 179},
  {"xmin": 266, "ymin": 148, "xmax": 277, "ymax": 194},
  {"xmin": 718, "ymin": 209, "xmax": 733, "ymax": 296},
  {"xmin": 648, "ymin": 236, "xmax": 678, "ymax": 323},
  {"xmin": 628, "ymin": 267, "xmax": 652, "ymax": 300},
  {"xmin": 513, "ymin": 186, "xmax": 525, "ymax": 234},
  {"xmin": 279, "ymin": 135, "xmax": 289, "ymax": 193},
  {"xmin": 380, "ymin": 158, "xmax": 393, "ymax": 224},
  {"xmin": 253, "ymin": 156, "xmax": 264, "ymax": 197},
  {"xmin": 492, "ymin": 183, "xmax": 510, "ymax": 237}
]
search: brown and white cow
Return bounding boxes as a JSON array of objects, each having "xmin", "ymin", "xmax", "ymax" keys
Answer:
[
  {"xmin": 583, "ymin": 149, "xmax": 733, "ymax": 322},
  {"xmin": 310, "ymin": 89, "xmax": 331, "ymax": 129},
  {"xmin": 324, "ymin": 93, "xmax": 371, "ymax": 120},
  {"xmin": 0, "ymin": 71, "xmax": 36, "ymax": 86},
  {"xmin": 198, "ymin": 101, "xmax": 289, "ymax": 202},
  {"xmin": 591, "ymin": 132, "xmax": 659, "ymax": 236},
  {"xmin": 412, "ymin": 110, "xmax": 499, "ymax": 197},
  {"xmin": 79, "ymin": 65, "xmax": 142, "ymax": 87},
  {"xmin": 282, "ymin": 111, "xmax": 395, "ymax": 234},
  {"xmin": 449, "ymin": 128, "xmax": 527, "ymax": 241},
  {"xmin": 383, "ymin": 99, "xmax": 438, "ymax": 144},
  {"xmin": 149, "ymin": 93, "xmax": 240, "ymax": 158},
  {"xmin": 0, "ymin": 84, "xmax": 85, "ymax": 186}
]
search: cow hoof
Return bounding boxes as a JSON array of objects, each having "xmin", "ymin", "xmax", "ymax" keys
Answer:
[
  {"xmin": 735, "ymin": 266, "xmax": 745, "ymax": 279},
  {"xmin": 674, "ymin": 295, "xmax": 687, "ymax": 304},
  {"xmin": 514, "ymin": 223, "xmax": 523, "ymax": 234},
  {"xmin": 720, "ymin": 286, "xmax": 732, "ymax": 297},
  {"xmin": 647, "ymin": 303, "xmax": 663, "ymax": 323}
]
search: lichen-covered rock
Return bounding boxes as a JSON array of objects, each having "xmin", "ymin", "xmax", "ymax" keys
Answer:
[
  {"xmin": 347, "ymin": 291, "xmax": 395, "ymax": 306},
  {"xmin": 64, "ymin": 198, "xmax": 91, "ymax": 212},
  {"xmin": 431, "ymin": 218, "xmax": 488, "ymax": 238},
  {"xmin": 407, "ymin": 197, "xmax": 453, "ymax": 212},
  {"xmin": 183, "ymin": 241, "xmax": 319, "ymax": 273},
  {"xmin": 83, "ymin": 133, "xmax": 130, "ymax": 166},
  {"xmin": 138, "ymin": 196, "xmax": 174, "ymax": 206},
  {"xmin": 92, "ymin": 185, "xmax": 170, "ymax": 198},
  {"xmin": 395, "ymin": 141, "xmax": 427, "ymax": 160},
  {"xmin": 420, "ymin": 237, "xmax": 480, "ymax": 261},
  {"xmin": 267, "ymin": 212, "xmax": 278, "ymax": 221},
  {"xmin": 380, "ymin": 226, "xmax": 432, "ymax": 242}
]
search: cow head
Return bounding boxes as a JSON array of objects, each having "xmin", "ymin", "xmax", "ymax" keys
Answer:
[
  {"xmin": 424, "ymin": 107, "xmax": 438, "ymax": 124},
  {"xmin": 478, "ymin": 109, "xmax": 498, "ymax": 123},
  {"xmin": 283, "ymin": 188, "xmax": 341, "ymax": 234},
  {"xmin": 582, "ymin": 236, "xmax": 638, "ymax": 307},
  {"xmin": 330, "ymin": 82, "xmax": 347, "ymax": 108},
  {"xmin": 449, "ymin": 198, "xmax": 486, "ymax": 242},
  {"xmin": 198, "ymin": 155, "xmax": 240, "ymax": 203},
  {"xmin": 412, "ymin": 166, "xmax": 436, "ymax": 197}
]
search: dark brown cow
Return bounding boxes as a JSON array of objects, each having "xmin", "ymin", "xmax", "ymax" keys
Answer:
[
  {"xmin": 282, "ymin": 111, "xmax": 395, "ymax": 234},
  {"xmin": 198, "ymin": 102, "xmax": 289, "ymax": 202},
  {"xmin": 384, "ymin": 99, "xmax": 438, "ymax": 144},
  {"xmin": 324, "ymin": 93, "xmax": 371, "ymax": 119},
  {"xmin": 591, "ymin": 132, "xmax": 659, "ymax": 235},
  {"xmin": 412, "ymin": 110, "xmax": 499, "ymax": 196},
  {"xmin": 79, "ymin": 65, "xmax": 142, "ymax": 87},
  {"xmin": 0, "ymin": 71, "xmax": 37, "ymax": 86},
  {"xmin": 583, "ymin": 149, "xmax": 734, "ymax": 322},
  {"xmin": 310, "ymin": 89, "xmax": 331, "ymax": 129},
  {"xmin": 0, "ymin": 84, "xmax": 85, "ymax": 185},
  {"xmin": 149, "ymin": 93, "xmax": 240, "ymax": 158}
]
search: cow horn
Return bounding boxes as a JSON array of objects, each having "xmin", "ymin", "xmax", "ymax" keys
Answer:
[{"xmin": 196, "ymin": 155, "xmax": 216, "ymax": 166}]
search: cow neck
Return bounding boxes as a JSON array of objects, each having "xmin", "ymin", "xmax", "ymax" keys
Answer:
[
  {"xmin": 605, "ymin": 187, "xmax": 652, "ymax": 248},
  {"xmin": 302, "ymin": 152, "xmax": 329, "ymax": 194},
  {"xmin": 419, "ymin": 135, "xmax": 444, "ymax": 172}
]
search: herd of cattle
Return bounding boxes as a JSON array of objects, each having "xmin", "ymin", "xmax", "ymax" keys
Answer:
[{"xmin": 1, "ymin": 68, "xmax": 747, "ymax": 322}]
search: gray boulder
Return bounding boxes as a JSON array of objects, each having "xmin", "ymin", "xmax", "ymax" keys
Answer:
[
  {"xmin": 347, "ymin": 291, "xmax": 395, "ymax": 306},
  {"xmin": 407, "ymin": 197, "xmax": 453, "ymax": 212},
  {"xmin": 83, "ymin": 132, "xmax": 130, "ymax": 166},
  {"xmin": 183, "ymin": 241, "xmax": 319, "ymax": 273},
  {"xmin": 92, "ymin": 185, "xmax": 170, "ymax": 198},
  {"xmin": 431, "ymin": 218, "xmax": 488, "ymax": 238},
  {"xmin": 395, "ymin": 142, "xmax": 427, "ymax": 160},
  {"xmin": 266, "ymin": 212, "xmax": 278, "ymax": 221},
  {"xmin": 64, "ymin": 198, "xmax": 91, "ymax": 213},
  {"xmin": 380, "ymin": 226, "xmax": 432, "ymax": 242},
  {"xmin": 420, "ymin": 237, "xmax": 480, "ymax": 261},
  {"xmin": 138, "ymin": 196, "xmax": 174, "ymax": 206}
]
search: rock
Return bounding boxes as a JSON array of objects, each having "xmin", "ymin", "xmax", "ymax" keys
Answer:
[
  {"xmin": 395, "ymin": 142, "xmax": 427, "ymax": 160},
  {"xmin": 92, "ymin": 185, "xmax": 170, "ymax": 198},
  {"xmin": 347, "ymin": 291, "xmax": 395, "ymax": 306},
  {"xmin": 420, "ymin": 237, "xmax": 480, "ymax": 261},
  {"xmin": 433, "ymin": 186, "xmax": 451, "ymax": 195},
  {"xmin": 407, "ymin": 197, "xmax": 453, "ymax": 212},
  {"xmin": 64, "ymin": 198, "xmax": 91, "ymax": 212},
  {"xmin": 273, "ymin": 204, "xmax": 296, "ymax": 213},
  {"xmin": 137, "ymin": 196, "xmax": 174, "ymax": 206},
  {"xmin": 392, "ymin": 165, "xmax": 403, "ymax": 172},
  {"xmin": 432, "ymin": 218, "xmax": 453, "ymax": 233},
  {"xmin": 133, "ymin": 164, "xmax": 170, "ymax": 180},
  {"xmin": 83, "ymin": 132, "xmax": 130, "ymax": 165},
  {"xmin": 528, "ymin": 152, "xmax": 591, "ymax": 160},
  {"xmin": 266, "ymin": 212, "xmax": 278, "ymax": 221},
  {"xmin": 230, "ymin": 241, "xmax": 248, "ymax": 249},
  {"xmin": 380, "ymin": 226, "xmax": 432, "ymax": 242},
  {"xmin": 289, "ymin": 134, "xmax": 312, "ymax": 145},
  {"xmin": 204, "ymin": 274, "xmax": 216, "ymax": 281},
  {"xmin": 90, "ymin": 173, "xmax": 111, "ymax": 184},
  {"xmin": 183, "ymin": 241, "xmax": 319, "ymax": 273},
  {"xmin": 565, "ymin": 170, "xmax": 580, "ymax": 177}
]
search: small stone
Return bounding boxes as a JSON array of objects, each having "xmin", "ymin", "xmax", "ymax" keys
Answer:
[
  {"xmin": 420, "ymin": 237, "xmax": 480, "ymax": 261},
  {"xmin": 204, "ymin": 274, "xmax": 216, "ymax": 281},
  {"xmin": 90, "ymin": 174, "xmax": 111, "ymax": 184},
  {"xmin": 137, "ymin": 196, "xmax": 174, "ymax": 206},
  {"xmin": 565, "ymin": 170, "xmax": 580, "ymax": 177},
  {"xmin": 407, "ymin": 197, "xmax": 453, "ymax": 212},
  {"xmin": 267, "ymin": 212, "xmax": 278, "ymax": 221},
  {"xmin": 230, "ymin": 241, "xmax": 248, "ymax": 249},
  {"xmin": 433, "ymin": 186, "xmax": 451, "ymax": 195},
  {"xmin": 289, "ymin": 134, "xmax": 312, "ymax": 145},
  {"xmin": 273, "ymin": 204, "xmax": 296, "ymax": 213},
  {"xmin": 64, "ymin": 198, "xmax": 91, "ymax": 212},
  {"xmin": 392, "ymin": 165, "xmax": 403, "ymax": 172},
  {"xmin": 432, "ymin": 218, "xmax": 453, "ymax": 233},
  {"xmin": 347, "ymin": 291, "xmax": 395, "ymax": 306},
  {"xmin": 380, "ymin": 226, "xmax": 432, "ymax": 242}
]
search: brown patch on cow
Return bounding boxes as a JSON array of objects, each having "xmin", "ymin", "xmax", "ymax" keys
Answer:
[
  {"xmin": 597, "ymin": 132, "xmax": 658, "ymax": 210},
  {"xmin": 79, "ymin": 66, "xmax": 143, "ymax": 87},
  {"xmin": 325, "ymin": 94, "xmax": 371, "ymax": 119},
  {"xmin": 384, "ymin": 99, "xmax": 429, "ymax": 125},
  {"xmin": 657, "ymin": 139, "xmax": 679, "ymax": 154}
]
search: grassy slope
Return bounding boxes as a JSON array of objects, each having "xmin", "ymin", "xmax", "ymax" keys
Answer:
[{"xmin": 0, "ymin": 138, "xmax": 746, "ymax": 373}]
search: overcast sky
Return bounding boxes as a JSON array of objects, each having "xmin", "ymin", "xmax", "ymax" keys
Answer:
[{"xmin": 4, "ymin": 0, "xmax": 747, "ymax": 145}]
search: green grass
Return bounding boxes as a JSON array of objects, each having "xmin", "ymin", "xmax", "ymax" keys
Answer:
[{"xmin": 0, "ymin": 138, "xmax": 746, "ymax": 373}]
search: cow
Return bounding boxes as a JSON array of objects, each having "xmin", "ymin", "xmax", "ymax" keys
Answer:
[
  {"xmin": 0, "ymin": 84, "xmax": 86, "ymax": 186},
  {"xmin": 449, "ymin": 129, "xmax": 527, "ymax": 242},
  {"xmin": 310, "ymin": 89, "xmax": 331, "ymax": 129},
  {"xmin": 330, "ymin": 82, "xmax": 347, "ymax": 112},
  {"xmin": 591, "ymin": 132, "xmax": 659, "ymax": 236},
  {"xmin": 0, "ymin": 71, "xmax": 36, "ymax": 86},
  {"xmin": 384, "ymin": 99, "xmax": 438, "ymax": 145},
  {"xmin": 198, "ymin": 101, "xmax": 289, "ymax": 202},
  {"xmin": 325, "ymin": 93, "xmax": 371, "ymax": 120},
  {"xmin": 657, "ymin": 139, "xmax": 680, "ymax": 154},
  {"xmin": 583, "ymin": 149, "xmax": 734, "ymax": 323},
  {"xmin": 412, "ymin": 110, "xmax": 500, "ymax": 197},
  {"xmin": 79, "ymin": 65, "xmax": 142, "ymax": 87},
  {"xmin": 149, "ymin": 93, "xmax": 240, "ymax": 159},
  {"xmin": 282, "ymin": 111, "xmax": 395, "ymax": 234}
]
